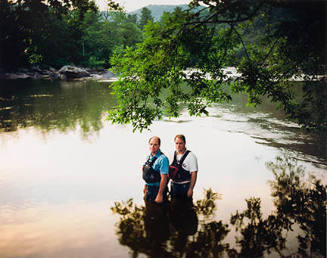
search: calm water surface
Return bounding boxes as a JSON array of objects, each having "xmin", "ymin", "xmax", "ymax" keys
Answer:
[{"xmin": 0, "ymin": 79, "xmax": 326, "ymax": 257}]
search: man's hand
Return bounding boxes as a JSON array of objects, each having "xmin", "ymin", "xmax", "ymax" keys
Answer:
[
  {"xmin": 155, "ymin": 174, "xmax": 168, "ymax": 203},
  {"xmin": 187, "ymin": 172, "xmax": 197, "ymax": 198},
  {"xmin": 187, "ymin": 188, "xmax": 193, "ymax": 198},
  {"xmin": 155, "ymin": 193, "xmax": 163, "ymax": 203}
]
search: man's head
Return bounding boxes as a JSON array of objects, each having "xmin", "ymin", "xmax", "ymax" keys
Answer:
[
  {"xmin": 174, "ymin": 134, "xmax": 186, "ymax": 154},
  {"xmin": 149, "ymin": 136, "xmax": 161, "ymax": 155}
]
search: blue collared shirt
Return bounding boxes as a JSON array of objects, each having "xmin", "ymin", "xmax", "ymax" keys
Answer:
[{"xmin": 145, "ymin": 149, "xmax": 169, "ymax": 186}]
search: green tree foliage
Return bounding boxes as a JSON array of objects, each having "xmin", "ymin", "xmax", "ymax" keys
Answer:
[
  {"xmin": 0, "ymin": 0, "xmax": 98, "ymax": 69},
  {"xmin": 0, "ymin": 0, "xmax": 142, "ymax": 70},
  {"xmin": 127, "ymin": 13, "xmax": 138, "ymax": 24},
  {"xmin": 109, "ymin": 12, "xmax": 143, "ymax": 48},
  {"xmin": 81, "ymin": 11, "xmax": 142, "ymax": 68},
  {"xmin": 139, "ymin": 7, "xmax": 154, "ymax": 30},
  {"xmin": 108, "ymin": 0, "xmax": 327, "ymax": 131},
  {"xmin": 0, "ymin": 1, "xmax": 26, "ymax": 68}
]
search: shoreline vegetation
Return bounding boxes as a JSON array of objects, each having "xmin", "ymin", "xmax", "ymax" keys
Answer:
[{"xmin": 2, "ymin": 65, "xmax": 324, "ymax": 83}]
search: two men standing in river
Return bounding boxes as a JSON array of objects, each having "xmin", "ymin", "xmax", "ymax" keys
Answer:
[{"xmin": 143, "ymin": 134, "xmax": 198, "ymax": 203}]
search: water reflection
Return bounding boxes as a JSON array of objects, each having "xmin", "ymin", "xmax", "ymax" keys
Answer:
[
  {"xmin": 111, "ymin": 156, "xmax": 326, "ymax": 257},
  {"xmin": 170, "ymin": 198, "xmax": 198, "ymax": 236},
  {"xmin": 267, "ymin": 156, "xmax": 326, "ymax": 257},
  {"xmin": 248, "ymin": 118, "xmax": 327, "ymax": 168},
  {"xmin": 208, "ymin": 100, "xmax": 327, "ymax": 167},
  {"xmin": 0, "ymin": 79, "xmax": 115, "ymax": 136},
  {"xmin": 1, "ymin": 79, "xmax": 326, "ymax": 167},
  {"xmin": 111, "ymin": 190, "xmax": 230, "ymax": 258},
  {"xmin": 144, "ymin": 202, "xmax": 171, "ymax": 257},
  {"xmin": 1, "ymin": 80, "xmax": 325, "ymax": 257},
  {"xmin": 206, "ymin": 82, "xmax": 327, "ymax": 167}
]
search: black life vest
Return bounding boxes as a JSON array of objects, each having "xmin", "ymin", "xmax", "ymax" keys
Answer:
[
  {"xmin": 142, "ymin": 155, "xmax": 161, "ymax": 183},
  {"xmin": 169, "ymin": 150, "xmax": 191, "ymax": 182}
]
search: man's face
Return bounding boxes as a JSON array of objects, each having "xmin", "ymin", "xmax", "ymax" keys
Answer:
[
  {"xmin": 149, "ymin": 137, "xmax": 160, "ymax": 155},
  {"xmin": 175, "ymin": 138, "xmax": 186, "ymax": 154}
]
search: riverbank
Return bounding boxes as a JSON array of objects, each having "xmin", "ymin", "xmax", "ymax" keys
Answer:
[
  {"xmin": 2, "ymin": 65, "xmax": 325, "ymax": 83},
  {"xmin": 0, "ymin": 65, "xmax": 117, "ymax": 82}
]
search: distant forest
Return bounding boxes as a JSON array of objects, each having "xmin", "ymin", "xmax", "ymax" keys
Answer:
[
  {"xmin": 1, "ymin": 1, "xmax": 177, "ymax": 71},
  {"xmin": 0, "ymin": 2, "xmax": 250, "ymax": 71},
  {"xmin": 1, "ymin": 1, "xmax": 325, "ymax": 74}
]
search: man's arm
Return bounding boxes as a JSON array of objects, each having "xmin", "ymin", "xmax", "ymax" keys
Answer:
[
  {"xmin": 187, "ymin": 171, "xmax": 197, "ymax": 198},
  {"xmin": 155, "ymin": 174, "xmax": 168, "ymax": 203},
  {"xmin": 143, "ymin": 185, "xmax": 147, "ymax": 194}
]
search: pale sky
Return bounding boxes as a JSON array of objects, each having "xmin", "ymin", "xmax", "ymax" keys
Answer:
[{"xmin": 95, "ymin": 0, "xmax": 190, "ymax": 12}]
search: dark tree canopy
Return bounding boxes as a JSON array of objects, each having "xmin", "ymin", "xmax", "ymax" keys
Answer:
[
  {"xmin": 108, "ymin": 0, "xmax": 327, "ymax": 131},
  {"xmin": 0, "ymin": 0, "xmax": 98, "ymax": 68},
  {"xmin": 0, "ymin": 0, "xmax": 142, "ymax": 70}
]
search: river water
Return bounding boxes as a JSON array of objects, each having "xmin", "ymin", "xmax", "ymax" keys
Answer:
[{"xmin": 0, "ymin": 79, "xmax": 326, "ymax": 257}]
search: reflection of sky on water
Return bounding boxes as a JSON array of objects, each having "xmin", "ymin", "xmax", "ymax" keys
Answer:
[
  {"xmin": 1, "ymin": 111, "xmax": 325, "ymax": 257},
  {"xmin": 0, "ymin": 82, "xmax": 326, "ymax": 257},
  {"xmin": 0, "ymin": 201, "xmax": 127, "ymax": 258}
]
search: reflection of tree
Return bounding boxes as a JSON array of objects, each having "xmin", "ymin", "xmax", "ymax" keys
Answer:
[
  {"xmin": 111, "ymin": 189, "xmax": 230, "ymax": 257},
  {"xmin": 230, "ymin": 155, "xmax": 326, "ymax": 257},
  {"xmin": 169, "ymin": 196, "xmax": 229, "ymax": 258},
  {"xmin": 267, "ymin": 156, "xmax": 326, "ymax": 257},
  {"xmin": 182, "ymin": 220, "xmax": 229, "ymax": 258},
  {"xmin": 0, "ymin": 80, "xmax": 115, "ymax": 137},
  {"xmin": 110, "ymin": 199, "xmax": 148, "ymax": 257},
  {"xmin": 110, "ymin": 199, "xmax": 172, "ymax": 257},
  {"xmin": 111, "ymin": 157, "xmax": 326, "ymax": 257},
  {"xmin": 230, "ymin": 197, "xmax": 286, "ymax": 257}
]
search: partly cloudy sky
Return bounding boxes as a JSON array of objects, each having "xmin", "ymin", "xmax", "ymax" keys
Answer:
[{"xmin": 95, "ymin": 0, "xmax": 190, "ymax": 12}]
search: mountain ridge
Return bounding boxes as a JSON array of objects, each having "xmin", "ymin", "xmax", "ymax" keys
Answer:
[{"xmin": 129, "ymin": 4, "xmax": 190, "ymax": 21}]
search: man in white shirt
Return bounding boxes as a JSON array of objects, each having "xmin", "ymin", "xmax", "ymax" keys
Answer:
[{"xmin": 169, "ymin": 134, "xmax": 198, "ymax": 200}]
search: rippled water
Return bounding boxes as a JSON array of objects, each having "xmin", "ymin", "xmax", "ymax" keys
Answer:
[{"xmin": 0, "ymin": 79, "xmax": 326, "ymax": 257}]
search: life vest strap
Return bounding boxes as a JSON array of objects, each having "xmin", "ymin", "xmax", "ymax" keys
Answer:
[
  {"xmin": 169, "ymin": 150, "xmax": 191, "ymax": 182},
  {"xmin": 173, "ymin": 150, "xmax": 190, "ymax": 166},
  {"xmin": 143, "ymin": 155, "xmax": 161, "ymax": 183},
  {"xmin": 145, "ymin": 155, "xmax": 158, "ymax": 167}
]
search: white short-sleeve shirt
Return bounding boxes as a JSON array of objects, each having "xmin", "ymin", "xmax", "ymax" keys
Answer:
[{"xmin": 175, "ymin": 150, "xmax": 198, "ymax": 173}]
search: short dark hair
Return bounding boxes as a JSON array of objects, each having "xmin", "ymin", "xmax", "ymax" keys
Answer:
[
  {"xmin": 149, "ymin": 136, "xmax": 161, "ymax": 145},
  {"xmin": 174, "ymin": 134, "xmax": 186, "ymax": 144}
]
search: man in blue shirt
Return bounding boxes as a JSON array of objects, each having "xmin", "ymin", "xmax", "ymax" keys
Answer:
[{"xmin": 143, "ymin": 136, "xmax": 169, "ymax": 203}]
